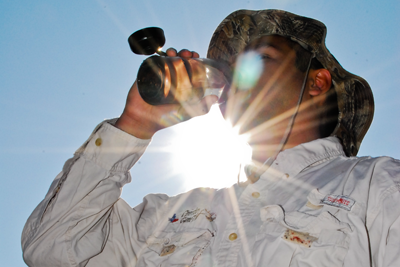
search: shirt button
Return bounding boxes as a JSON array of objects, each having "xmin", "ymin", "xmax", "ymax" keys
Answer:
[
  {"xmin": 95, "ymin": 138, "xmax": 102, "ymax": 146},
  {"xmin": 252, "ymin": 192, "xmax": 260, "ymax": 198},
  {"xmin": 229, "ymin": 233, "xmax": 237, "ymax": 241},
  {"xmin": 285, "ymin": 173, "xmax": 289, "ymax": 178}
]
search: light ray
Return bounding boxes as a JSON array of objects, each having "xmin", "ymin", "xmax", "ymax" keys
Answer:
[
  {"xmin": 226, "ymin": 185, "xmax": 255, "ymax": 267},
  {"xmin": 243, "ymin": 95, "xmax": 325, "ymax": 138},
  {"xmin": 234, "ymin": 50, "xmax": 297, "ymax": 130},
  {"xmin": 95, "ymin": 0, "xmax": 130, "ymax": 36}
]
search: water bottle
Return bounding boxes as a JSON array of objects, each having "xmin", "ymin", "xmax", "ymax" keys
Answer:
[
  {"xmin": 137, "ymin": 55, "xmax": 231, "ymax": 105},
  {"xmin": 128, "ymin": 27, "xmax": 231, "ymax": 105}
]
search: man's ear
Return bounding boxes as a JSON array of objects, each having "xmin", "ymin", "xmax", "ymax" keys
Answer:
[{"xmin": 308, "ymin": 69, "xmax": 332, "ymax": 96}]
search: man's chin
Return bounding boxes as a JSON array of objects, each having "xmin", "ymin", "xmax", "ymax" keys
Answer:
[
  {"xmin": 247, "ymin": 142, "xmax": 284, "ymax": 164},
  {"xmin": 217, "ymin": 102, "xmax": 227, "ymax": 119}
]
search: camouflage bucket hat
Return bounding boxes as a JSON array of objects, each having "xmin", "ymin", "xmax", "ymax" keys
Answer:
[{"xmin": 207, "ymin": 9, "xmax": 374, "ymax": 157}]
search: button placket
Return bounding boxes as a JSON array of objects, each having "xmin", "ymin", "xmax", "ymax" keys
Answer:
[{"xmin": 216, "ymin": 183, "xmax": 262, "ymax": 266}]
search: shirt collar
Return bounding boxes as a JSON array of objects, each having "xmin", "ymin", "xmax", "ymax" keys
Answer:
[
  {"xmin": 270, "ymin": 136, "xmax": 346, "ymax": 178},
  {"xmin": 245, "ymin": 136, "xmax": 346, "ymax": 183}
]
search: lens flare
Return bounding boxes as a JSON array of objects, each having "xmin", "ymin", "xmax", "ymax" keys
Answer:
[
  {"xmin": 233, "ymin": 51, "xmax": 263, "ymax": 91},
  {"xmin": 160, "ymin": 110, "xmax": 184, "ymax": 127}
]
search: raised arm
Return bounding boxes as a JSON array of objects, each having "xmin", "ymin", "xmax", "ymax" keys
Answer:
[
  {"xmin": 21, "ymin": 49, "xmax": 217, "ymax": 266},
  {"xmin": 115, "ymin": 48, "xmax": 217, "ymax": 139}
]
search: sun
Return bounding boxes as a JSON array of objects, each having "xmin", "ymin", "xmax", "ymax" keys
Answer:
[{"xmin": 170, "ymin": 105, "xmax": 252, "ymax": 191}]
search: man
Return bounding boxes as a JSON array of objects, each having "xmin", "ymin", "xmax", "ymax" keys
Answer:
[{"xmin": 22, "ymin": 9, "xmax": 399, "ymax": 267}]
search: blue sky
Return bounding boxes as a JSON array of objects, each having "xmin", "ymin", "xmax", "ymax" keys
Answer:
[{"xmin": 1, "ymin": 0, "xmax": 399, "ymax": 265}]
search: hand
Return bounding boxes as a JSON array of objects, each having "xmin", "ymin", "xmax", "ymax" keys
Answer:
[{"xmin": 115, "ymin": 49, "xmax": 218, "ymax": 139}]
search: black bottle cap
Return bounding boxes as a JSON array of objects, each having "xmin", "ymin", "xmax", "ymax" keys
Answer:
[{"xmin": 128, "ymin": 27, "xmax": 166, "ymax": 55}]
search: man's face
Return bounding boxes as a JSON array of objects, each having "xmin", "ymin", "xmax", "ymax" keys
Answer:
[{"xmin": 219, "ymin": 35, "xmax": 309, "ymax": 157}]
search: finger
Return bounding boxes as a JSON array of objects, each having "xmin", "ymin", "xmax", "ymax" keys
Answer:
[
  {"xmin": 178, "ymin": 49, "xmax": 193, "ymax": 58},
  {"xmin": 166, "ymin": 48, "xmax": 178, "ymax": 57},
  {"xmin": 192, "ymin": 51, "xmax": 200, "ymax": 58}
]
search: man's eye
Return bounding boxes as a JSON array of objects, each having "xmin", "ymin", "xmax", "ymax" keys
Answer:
[{"xmin": 260, "ymin": 54, "xmax": 271, "ymax": 60}]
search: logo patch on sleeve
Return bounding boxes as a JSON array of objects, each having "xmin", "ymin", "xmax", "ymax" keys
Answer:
[{"xmin": 321, "ymin": 194, "xmax": 355, "ymax": 211}]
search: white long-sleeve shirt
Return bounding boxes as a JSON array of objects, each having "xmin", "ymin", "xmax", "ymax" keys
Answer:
[{"xmin": 22, "ymin": 120, "xmax": 400, "ymax": 267}]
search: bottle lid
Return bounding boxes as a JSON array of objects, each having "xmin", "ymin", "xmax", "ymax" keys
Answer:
[{"xmin": 128, "ymin": 27, "xmax": 166, "ymax": 55}]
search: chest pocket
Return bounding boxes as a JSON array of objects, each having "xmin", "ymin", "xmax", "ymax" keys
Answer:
[
  {"xmin": 252, "ymin": 205, "xmax": 351, "ymax": 267},
  {"xmin": 137, "ymin": 208, "xmax": 217, "ymax": 267}
]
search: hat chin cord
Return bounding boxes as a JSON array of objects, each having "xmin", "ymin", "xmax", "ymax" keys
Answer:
[{"xmin": 242, "ymin": 54, "xmax": 314, "ymax": 184}]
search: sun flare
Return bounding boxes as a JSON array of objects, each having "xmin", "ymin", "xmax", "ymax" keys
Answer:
[{"xmin": 171, "ymin": 105, "xmax": 252, "ymax": 191}]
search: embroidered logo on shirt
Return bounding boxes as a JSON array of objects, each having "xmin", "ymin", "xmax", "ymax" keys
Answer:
[
  {"xmin": 169, "ymin": 208, "xmax": 217, "ymax": 224},
  {"xmin": 282, "ymin": 229, "xmax": 317, "ymax": 248},
  {"xmin": 321, "ymin": 194, "xmax": 355, "ymax": 211},
  {"xmin": 168, "ymin": 214, "xmax": 179, "ymax": 223},
  {"xmin": 181, "ymin": 208, "xmax": 201, "ymax": 223}
]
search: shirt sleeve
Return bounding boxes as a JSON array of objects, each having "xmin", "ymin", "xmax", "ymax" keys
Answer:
[
  {"xmin": 367, "ymin": 157, "xmax": 400, "ymax": 267},
  {"xmin": 21, "ymin": 119, "xmax": 151, "ymax": 267}
]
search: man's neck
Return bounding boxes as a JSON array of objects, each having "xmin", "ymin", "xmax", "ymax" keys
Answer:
[{"xmin": 250, "ymin": 131, "xmax": 322, "ymax": 165}]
